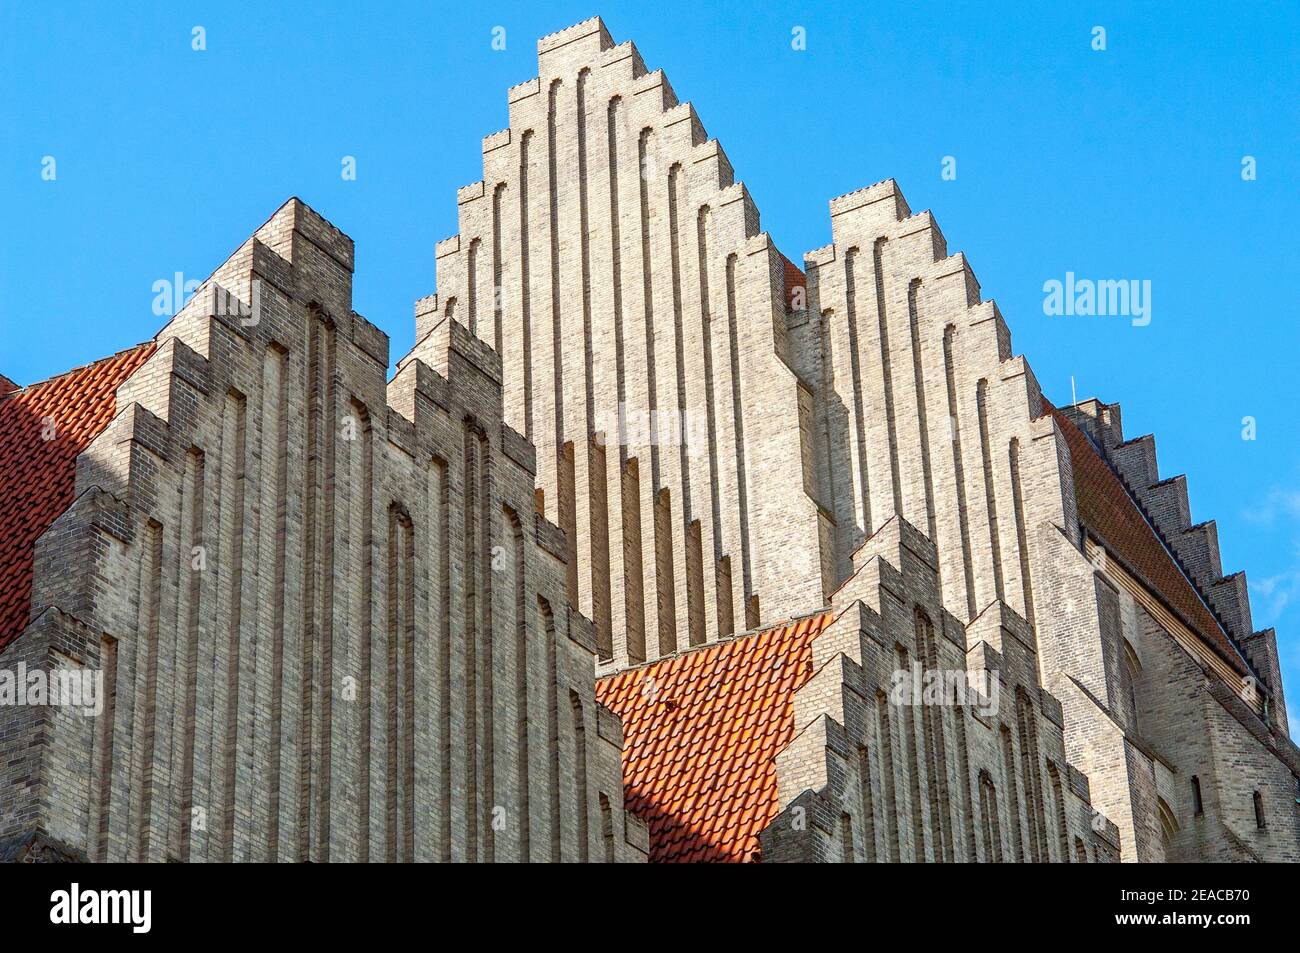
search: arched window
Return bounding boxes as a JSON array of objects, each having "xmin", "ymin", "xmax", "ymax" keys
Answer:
[
  {"xmin": 1157, "ymin": 796, "xmax": 1179, "ymax": 846},
  {"xmin": 1253, "ymin": 790, "xmax": 1266, "ymax": 829},
  {"xmin": 977, "ymin": 769, "xmax": 1002, "ymax": 863},
  {"xmin": 1047, "ymin": 761, "xmax": 1069, "ymax": 862},
  {"xmin": 1016, "ymin": 687, "xmax": 1048, "ymax": 862},
  {"xmin": 1074, "ymin": 836, "xmax": 1088, "ymax": 863},
  {"xmin": 1191, "ymin": 775, "xmax": 1203, "ymax": 816}
]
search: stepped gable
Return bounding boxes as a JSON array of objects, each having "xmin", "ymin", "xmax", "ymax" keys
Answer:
[
  {"xmin": 407, "ymin": 15, "xmax": 831, "ymax": 666},
  {"xmin": 0, "ymin": 344, "xmax": 156, "ymax": 650},
  {"xmin": 1048, "ymin": 401, "xmax": 1254, "ymax": 680},
  {"xmin": 596, "ymin": 612, "xmax": 833, "ymax": 862}
]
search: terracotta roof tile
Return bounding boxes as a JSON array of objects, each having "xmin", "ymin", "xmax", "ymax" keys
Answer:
[
  {"xmin": 0, "ymin": 343, "xmax": 156, "ymax": 651},
  {"xmin": 782, "ymin": 254, "xmax": 806, "ymax": 312},
  {"xmin": 596, "ymin": 612, "xmax": 832, "ymax": 862},
  {"xmin": 1050, "ymin": 404, "xmax": 1251, "ymax": 678}
]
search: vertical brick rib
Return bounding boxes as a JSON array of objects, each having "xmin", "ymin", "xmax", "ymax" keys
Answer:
[
  {"xmin": 638, "ymin": 128, "xmax": 660, "ymax": 490},
  {"xmin": 492, "ymin": 184, "xmax": 506, "ymax": 357},
  {"xmin": 976, "ymin": 379, "xmax": 1006, "ymax": 603},
  {"xmin": 956, "ymin": 707, "xmax": 977, "ymax": 861},
  {"xmin": 1000, "ymin": 726, "xmax": 1025, "ymax": 861},
  {"xmin": 696, "ymin": 206, "xmax": 726, "ymax": 636},
  {"xmin": 896, "ymin": 646, "xmax": 926, "ymax": 859},
  {"xmin": 1009, "ymin": 437, "xmax": 1036, "ymax": 628},
  {"xmin": 667, "ymin": 162, "xmax": 700, "ymax": 647},
  {"xmin": 598, "ymin": 94, "xmax": 632, "ymax": 662},
  {"xmin": 507, "ymin": 508, "xmax": 529, "ymax": 860},
  {"xmin": 716, "ymin": 555, "xmax": 734, "ymax": 640},
  {"xmin": 385, "ymin": 504, "xmax": 398, "ymax": 860},
  {"xmin": 131, "ymin": 520, "xmax": 163, "ymax": 861},
  {"xmin": 591, "ymin": 437, "xmax": 611, "ymax": 660},
  {"xmin": 872, "ymin": 238, "xmax": 904, "ymax": 520},
  {"xmin": 559, "ymin": 441, "xmax": 578, "ymax": 608},
  {"xmin": 908, "ymin": 279, "xmax": 938, "ymax": 545},
  {"xmin": 92, "ymin": 635, "xmax": 119, "ymax": 862},
  {"xmin": 401, "ymin": 515, "xmax": 415, "ymax": 862},
  {"xmin": 943, "ymin": 326, "xmax": 977, "ymax": 620},
  {"xmin": 219, "ymin": 389, "xmax": 247, "ymax": 861},
  {"xmin": 607, "ymin": 98, "xmax": 628, "ymax": 452},
  {"xmin": 686, "ymin": 519, "xmax": 705, "ymax": 646},
  {"xmin": 266, "ymin": 348, "xmax": 288, "ymax": 861},
  {"xmin": 844, "ymin": 249, "xmax": 873, "ymax": 536},
  {"xmin": 917, "ymin": 612, "xmax": 952, "ymax": 861},
  {"xmin": 577, "ymin": 75, "xmax": 608, "ymax": 659},
  {"xmin": 547, "ymin": 80, "xmax": 565, "ymax": 447},
  {"xmin": 519, "ymin": 131, "xmax": 534, "ymax": 440},
  {"xmin": 177, "ymin": 448, "xmax": 204, "ymax": 862},
  {"xmin": 432, "ymin": 457, "xmax": 451, "ymax": 861},
  {"xmin": 724, "ymin": 255, "xmax": 756, "ymax": 628},
  {"xmin": 622, "ymin": 458, "xmax": 646, "ymax": 663},
  {"xmin": 606, "ymin": 95, "xmax": 636, "ymax": 663},
  {"xmin": 478, "ymin": 432, "xmax": 494, "ymax": 862},
  {"xmin": 654, "ymin": 488, "xmax": 676, "ymax": 657},
  {"xmin": 462, "ymin": 425, "xmax": 479, "ymax": 860},
  {"xmin": 356, "ymin": 405, "xmax": 373, "ymax": 862},
  {"xmin": 856, "ymin": 744, "xmax": 878, "ymax": 862},
  {"xmin": 541, "ymin": 596, "xmax": 560, "ymax": 860},
  {"xmin": 316, "ymin": 323, "xmax": 337, "ymax": 862},
  {"xmin": 637, "ymin": 128, "xmax": 666, "ymax": 652},
  {"xmin": 876, "ymin": 691, "xmax": 900, "ymax": 861},
  {"xmin": 467, "ymin": 238, "xmax": 480, "ymax": 336},
  {"xmin": 570, "ymin": 691, "xmax": 588, "ymax": 861},
  {"xmin": 297, "ymin": 318, "xmax": 318, "ymax": 862}
]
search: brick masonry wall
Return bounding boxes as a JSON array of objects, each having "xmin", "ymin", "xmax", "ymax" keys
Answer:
[
  {"xmin": 2, "ymin": 17, "xmax": 1294, "ymax": 864},
  {"xmin": 406, "ymin": 17, "xmax": 826, "ymax": 670},
  {"xmin": 760, "ymin": 516, "xmax": 1120, "ymax": 863},
  {"xmin": 410, "ymin": 18, "xmax": 1299, "ymax": 862},
  {"xmin": 0, "ymin": 198, "xmax": 646, "ymax": 863}
]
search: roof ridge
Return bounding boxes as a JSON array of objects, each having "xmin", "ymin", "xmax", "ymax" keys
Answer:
[
  {"xmin": 598, "ymin": 607, "xmax": 833, "ymax": 679},
  {"xmin": 7, "ymin": 341, "xmax": 154, "ymax": 394},
  {"xmin": 1053, "ymin": 407, "xmax": 1256, "ymax": 680}
]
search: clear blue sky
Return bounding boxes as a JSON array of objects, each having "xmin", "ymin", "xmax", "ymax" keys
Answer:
[{"xmin": 2, "ymin": 2, "xmax": 1298, "ymax": 731}]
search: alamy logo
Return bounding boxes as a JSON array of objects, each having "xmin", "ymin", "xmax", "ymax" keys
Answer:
[
  {"xmin": 0, "ymin": 663, "xmax": 103, "ymax": 716},
  {"xmin": 888, "ymin": 663, "xmax": 999, "ymax": 718},
  {"xmin": 1042, "ymin": 272, "xmax": 1151, "ymax": 326},
  {"xmin": 50, "ymin": 884, "xmax": 151, "ymax": 934},
  {"xmin": 593, "ymin": 403, "xmax": 708, "ymax": 457}
]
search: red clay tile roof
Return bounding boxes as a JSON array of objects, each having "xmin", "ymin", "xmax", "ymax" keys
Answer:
[
  {"xmin": 0, "ymin": 343, "xmax": 156, "ymax": 651},
  {"xmin": 782, "ymin": 254, "xmax": 806, "ymax": 312},
  {"xmin": 596, "ymin": 612, "xmax": 833, "ymax": 862},
  {"xmin": 1050, "ymin": 405, "xmax": 1252, "ymax": 678}
]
